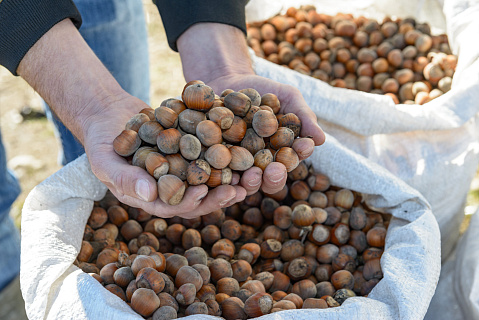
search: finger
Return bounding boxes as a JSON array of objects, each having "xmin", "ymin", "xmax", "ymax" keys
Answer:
[
  {"xmin": 89, "ymin": 149, "xmax": 158, "ymax": 202},
  {"xmin": 231, "ymin": 172, "xmax": 241, "ymax": 185},
  {"xmin": 116, "ymin": 184, "xmax": 209, "ymax": 218},
  {"xmin": 261, "ymin": 162, "xmax": 287, "ymax": 194},
  {"xmin": 292, "ymin": 137, "xmax": 315, "ymax": 161},
  {"xmin": 293, "ymin": 107, "xmax": 326, "ymax": 146},
  {"xmin": 183, "ymin": 185, "xmax": 243, "ymax": 218},
  {"xmin": 240, "ymin": 166, "xmax": 263, "ymax": 195}
]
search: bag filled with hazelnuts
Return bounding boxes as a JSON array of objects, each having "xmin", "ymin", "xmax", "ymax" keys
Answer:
[
  {"xmin": 247, "ymin": 0, "xmax": 479, "ymax": 264},
  {"xmin": 20, "ymin": 120, "xmax": 440, "ymax": 320}
]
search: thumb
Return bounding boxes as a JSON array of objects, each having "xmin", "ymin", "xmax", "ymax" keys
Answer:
[{"xmin": 89, "ymin": 151, "xmax": 158, "ymax": 202}]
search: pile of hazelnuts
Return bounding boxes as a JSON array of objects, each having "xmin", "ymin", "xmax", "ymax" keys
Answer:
[
  {"xmin": 76, "ymin": 164, "xmax": 388, "ymax": 319},
  {"xmin": 113, "ymin": 80, "xmax": 313, "ymax": 206},
  {"xmin": 247, "ymin": 6, "xmax": 457, "ymax": 104}
]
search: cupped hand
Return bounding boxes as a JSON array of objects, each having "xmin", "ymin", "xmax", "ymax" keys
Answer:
[
  {"xmin": 83, "ymin": 93, "xmax": 246, "ymax": 219},
  {"xmin": 207, "ymin": 74, "xmax": 326, "ymax": 196},
  {"xmin": 178, "ymin": 23, "xmax": 326, "ymax": 197}
]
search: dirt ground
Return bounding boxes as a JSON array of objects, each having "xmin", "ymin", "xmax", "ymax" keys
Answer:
[{"xmin": 0, "ymin": 1, "xmax": 475, "ymax": 233}]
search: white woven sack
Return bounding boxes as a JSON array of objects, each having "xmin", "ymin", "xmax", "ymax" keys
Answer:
[
  {"xmin": 248, "ymin": 0, "xmax": 479, "ymax": 261},
  {"xmin": 21, "ymin": 137, "xmax": 440, "ymax": 320},
  {"xmin": 424, "ymin": 210, "xmax": 479, "ymax": 320}
]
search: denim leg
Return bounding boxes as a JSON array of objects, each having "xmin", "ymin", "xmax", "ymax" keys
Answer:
[
  {"xmin": 43, "ymin": 0, "xmax": 150, "ymax": 165},
  {"xmin": 0, "ymin": 215, "xmax": 21, "ymax": 292},
  {"xmin": 0, "ymin": 129, "xmax": 21, "ymax": 291}
]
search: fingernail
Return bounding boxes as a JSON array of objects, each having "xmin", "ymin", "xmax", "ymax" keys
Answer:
[
  {"xmin": 195, "ymin": 192, "xmax": 208, "ymax": 205},
  {"xmin": 270, "ymin": 170, "xmax": 286, "ymax": 183},
  {"xmin": 220, "ymin": 195, "xmax": 236, "ymax": 206},
  {"xmin": 300, "ymin": 146, "xmax": 314, "ymax": 158},
  {"xmin": 135, "ymin": 179, "xmax": 150, "ymax": 202},
  {"xmin": 248, "ymin": 174, "xmax": 262, "ymax": 187}
]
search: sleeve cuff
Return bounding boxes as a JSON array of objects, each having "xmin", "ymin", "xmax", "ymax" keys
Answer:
[
  {"xmin": 155, "ymin": 0, "xmax": 248, "ymax": 51},
  {"xmin": 0, "ymin": 0, "xmax": 82, "ymax": 76}
]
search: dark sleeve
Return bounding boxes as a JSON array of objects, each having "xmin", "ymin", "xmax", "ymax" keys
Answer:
[
  {"xmin": 0, "ymin": 0, "xmax": 82, "ymax": 76},
  {"xmin": 155, "ymin": 0, "xmax": 248, "ymax": 51}
]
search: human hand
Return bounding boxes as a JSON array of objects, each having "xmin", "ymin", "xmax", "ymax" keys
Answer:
[
  {"xmin": 83, "ymin": 94, "xmax": 247, "ymax": 218},
  {"xmin": 178, "ymin": 23, "xmax": 326, "ymax": 196},
  {"xmin": 17, "ymin": 19, "xmax": 246, "ymax": 218}
]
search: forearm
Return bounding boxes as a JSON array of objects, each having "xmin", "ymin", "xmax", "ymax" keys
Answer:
[
  {"xmin": 177, "ymin": 23, "xmax": 254, "ymax": 83},
  {"xmin": 17, "ymin": 19, "xmax": 127, "ymax": 145}
]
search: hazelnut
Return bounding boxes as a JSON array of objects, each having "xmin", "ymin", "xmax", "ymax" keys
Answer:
[
  {"xmin": 331, "ymin": 270, "xmax": 355, "ymax": 290},
  {"xmin": 205, "ymin": 144, "xmax": 232, "ymax": 169},
  {"xmin": 239, "ymin": 88, "xmax": 262, "ymax": 107},
  {"xmin": 207, "ymin": 106, "xmax": 234, "ymax": 129},
  {"xmin": 157, "ymin": 174, "xmax": 186, "ymax": 205},
  {"xmin": 209, "ymin": 258, "xmax": 233, "ymax": 283},
  {"xmin": 240, "ymin": 128, "xmax": 265, "ymax": 156},
  {"xmin": 186, "ymin": 159, "xmax": 211, "ymax": 185},
  {"xmin": 229, "ymin": 146, "xmax": 254, "ymax": 171},
  {"xmin": 138, "ymin": 121, "xmax": 163, "ymax": 145},
  {"xmin": 224, "ymin": 92, "xmax": 252, "ymax": 117},
  {"xmin": 183, "ymin": 83, "xmax": 215, "ymax": 111},
  {"xmin": 178, "ymin": 109, "xmax": 206, "ymax": 134},
  {"xmin": 252, "ymin": 110, "xmax": 279, "ymax": 137},
  {"xmin": 125, "ymin": 113, "xmax": 150, "ymax": 132},
  {"xmin": 175, "ymin": 265, "xmax": 203, "ymax": 291},
  {"xmin": 156, "ymin": 128, "xmax": 181, "ymax": 154},
  {"xmin": 154, "ymin": 106, "xmax": 178, "ymax": 129},
  {"xmin": 221, "ymin": 219, "xmax": 242, "ymax": 241},
  {"xmin": 179, "ymin": 134, "xmax": 201, "ymax": 160},
  {"xmin": 223, "ymin": 116, "xmax": 247, "ymax": 143},
  {"xmin": 175, "ymin": 283, "xmax": 198, "ymax": 306},
  {"xmin": 181, "ymin": 228, "xmax": 202, "ymax": 249},
  {"xmin": 113, "ymin": 130, "xmax": 141, "ymax": 157},
  {"xmin": 206, "ymin": 168, "xmax": 233, "ymax": 187},
  {"xmin": 120, "ymin": 220, "xmax": 142, "ymax": 241},
  {"xmin": 238, "ymin": 243, "xmax": 261, "ymax": 265},
  {"xmin": 136, "ymin": 267, "xmax": 165, "ymax": 294},
  {"xmin": 253, "ymin": 149, "xmax": 273, "ymax": 171},
  {"xmin": 165, "ymin": 154, "xmax": 188, "ymax": 181},
  {"xmin": 274, "ymin": 147, "xmax": 300, "ymax": 172}
]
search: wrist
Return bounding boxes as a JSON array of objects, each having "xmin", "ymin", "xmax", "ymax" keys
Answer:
[
  {"xmin": 17, "ymin": 19, "xmax": 127, "ymax": 145},
  {"xmin": 177, "ymin": 23, "xmax": 254, "ymax": 83}
]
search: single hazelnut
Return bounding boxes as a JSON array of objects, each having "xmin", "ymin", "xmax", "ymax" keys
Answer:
[
  {"xmin": 156, "ymin": 128, "xmax": 181, "ymax": 154},
  {"xmin": 223, "ymin": 116, "xmax": 247, "ymax": 143},
  {"xmin": 229, "ymin": 146, "xmax": 254, "ymax": 171},
  {"xmin": 157, "ymin": 174, "xmax": 186, "ymax": 205},
  {"xmin": 183, "ymin": 83, "xmax": 215, "ymax": 111},
  {"xmin": 252, "ymin": 110, "xmax": 279, "ymax": 137},
  {"xmin": 113, "ymin": 130, "xmax": 141, "ymax": 157},
  {"xmin": 178, "ymin": 109, "xmax": 206, "ymax": 134},
  {"xmin": 274, "ymin": 147, "xmax": 300, "ymax": 172}
]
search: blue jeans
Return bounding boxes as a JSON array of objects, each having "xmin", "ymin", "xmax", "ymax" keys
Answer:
[{"xmin": 0, "ymin": 0, "xmax": 150, "ymax": 291}]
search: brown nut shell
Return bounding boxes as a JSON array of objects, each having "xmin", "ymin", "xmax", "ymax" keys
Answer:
[
  {"xmin": 186, "ymin": 159, "xmax": 211, "ymax": 185},
  {"xmin": 196, "ymin": 120, "xmax": 223, "ymax": 147},
  {"xmin": 274, "ymin": 147, "xmax": 300, "ymax": 172},
  {"xmin": 223, "ymin": 116, "xmax": 247, "ymax": 143},
  {"xmin": 224, "ymin": 92, "xmax": 252, "ymax": 117},
  {"xmin": 206, "ymin": 168, "xmax": 233, "ymax": 187},
  {"xmin": 157, "ymin": 174, "xmax": 186, "ymax": 205},
  {"xmin": 183, "ymin": 83, "xmax": 215, "ymax": 111},
  {"xmin": 229, "ymin": 146, "xmax": 254, "ymax": 171},
  {"xmin": 205, "ymin": 144, "xmax": 232, "ymax": 169},
  {"xmin": 252, "ymin": 110, "xmax": 279, "ymax": 137},
  {"xmin": 157, "ymin": 128, "xmax": 181, "ymax": 154},
  {"xmin": 113, "ymin": 130, "xmax": 141, "ymax": 157},
  {"xmin": 145, "ymin": 152, "xmax": 169, "ymax": 179},
  {"xmin": 208, "ymin": 106, "xmax": 235, "ymax": 129}
]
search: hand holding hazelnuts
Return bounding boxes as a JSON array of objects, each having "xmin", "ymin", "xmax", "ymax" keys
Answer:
[{"xmin": 113, "ymin": 80, "xmax": 315, "ymax": 205}]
